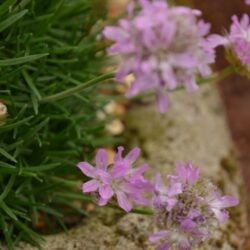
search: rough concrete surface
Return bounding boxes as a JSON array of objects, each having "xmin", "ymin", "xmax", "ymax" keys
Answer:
[{"xmin": 15, "ymin": 84, "xmax": 249, "ymax": 250}]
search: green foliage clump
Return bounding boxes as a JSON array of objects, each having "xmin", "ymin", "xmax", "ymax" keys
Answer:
[{"xmin": 0, "ymin": 0, "xmax": 114, "ymax": 248}]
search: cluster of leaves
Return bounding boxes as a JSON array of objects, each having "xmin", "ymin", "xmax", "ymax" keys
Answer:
[{"xmin": 0, "ymin": 0, "xmax": 114, "ymax": 248}]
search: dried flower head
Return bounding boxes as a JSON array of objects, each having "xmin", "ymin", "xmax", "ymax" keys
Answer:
[
  {"xmin": 150, "ymin": 162, "xmax": 239, "ymax": 250},
  {"xmin": 103, "ymin": 0, "xmax": 216, "ymax": 113},
  {"xmin": 210, "ymin": 14, "xmax": 250, "ymax": 77},
  {"xmin": 77, "ymin": 146, "xmax": 152, "ymax": 212}
]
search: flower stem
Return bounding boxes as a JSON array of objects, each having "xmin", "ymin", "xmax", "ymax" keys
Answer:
[
  {"xmin": 197, "ymin": 65, "xmax": 235, "ymax": 86},
  {"xmin": 130, "ymin": 207, "xmax": 153, "ymax": 215},
  {"xmin": 40, "ymin": 72, "xmax": 115, "ymax": 103},
  {"xmin": 105, "ymin": 203, "xmax": 153, "ymax": 215}
]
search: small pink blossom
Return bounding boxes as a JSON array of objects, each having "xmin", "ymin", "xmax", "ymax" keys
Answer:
[
  {"xmin": 150, "ymin": 162, "xmax": 239, "ymax": 250},
  {"xmin": 77, "ymin": 146, "xmax": 152, "ymax": 212},
  {"xmin": 103, "ymin": 0, "xmax": 217, "ymax": 113},
  {"xmin": 210, "ymin": 14, "xmax": 250, "ymax": 73}
]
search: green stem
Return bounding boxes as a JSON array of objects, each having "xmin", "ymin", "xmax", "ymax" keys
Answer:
[
  {"xmin": 197, "ymin": 65, "xmax": 235, "ymax": 86},
  {"xmin": 40, "ymin": 72, "xmax": 115, "ymax": 103},
  {"xmin": 106, "ymin": 203, "xmax": 153, "ymax": 215}
]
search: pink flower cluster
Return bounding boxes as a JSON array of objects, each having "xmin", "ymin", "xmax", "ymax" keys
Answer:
[
  {"xmin": 246, "ymin": 0, "xmax": 250, "ymax": 5},
  {"xmin": 77, "ymin": 146, "xmax": 152, "ymax": 212},
  {"xmin": 77, "ymin": 148, "xmax": 239, "ymax": 249},
  {"xmin": 150, "ymin": 163, "xmax": 239, "ymax": 250},
  {"xmin": 103, "ymin": 0, "xmax": 216, "ymax": 113},
  {"xmin": 211, "ymin": 14, "xmax": 250, "ymax": 73}
]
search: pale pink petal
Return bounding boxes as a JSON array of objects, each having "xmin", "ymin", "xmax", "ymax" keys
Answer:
[
  {"xmin": 112, "ymin": 162, "xmax": 128, "ymax": 178},
  {"xmin": 212, "ymin": 208, "xmax": 229, "ymax": 223},
  {"xmin": 98, "ymin": 197, "xmax": 109, "ymax": 206},
  {"xmin": 156, "ymin": 91, "xmax": 170, "ymax": 114},
  {"xmin": 95, "ymin": 149, "xmax": 108, "ymax": 170},
  {"xmin": 167, "ymin": 182, "xmax": 182, "ymax": 197},
  {"xmin": 154, "ymin": 173, "xmax": 166, "ymax": 193},
  {"xmin": 99, "ymin": 184, "xmax": 114, "ymax": 199},
  {"xmin": 184, "ymin": 76, "xmax": 199, "ymax": 92},
  {"xmin": 129, "ymin": 163, "xmax": 149, "ymax": 177},
  {"xmin": 149, "ymin": 230, "xmax": 169, "ymax": 242},
  {"xmin": 82, "ymin": 180, "xmax": 99, "ymax": 193},
  {"xmin": 116, "ymin": 191, "xmax": 132, "ymax": 212},
  {"xmin": 181, "ymin": 219, "xmax": 197, "ymax": 232},
  {"xmin": 95, "ymin": 169, "xmax": 112, "ymax": 183},
  {"xmin": 77, "ymin": 162, "xmax": 96, "ymax": 178},
  {"xmin": 211, "ymin": 196, "xmax": 239, "ymax": 209},
  {"xmin": 157, "ymin": 243, "xmax": 170, "ymax": 250},
  {"xmin": 166, "ymin": 197, "xmax": 178, "ymax": 211},
  {"xmin": 207, "ymin": 34, "xmax": 228, "ymax": 48},
  {"xmin": 114, "ymin": 146, "xmax": 124, "ymax": 162},
  {"xmin": 124, "ymin": 147, "xmax": 141, "ymax": 164}
]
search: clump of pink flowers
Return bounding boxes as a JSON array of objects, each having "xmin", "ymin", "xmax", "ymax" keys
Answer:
[
  {"xmin": 77, "ymin": 148, "xmax": 239, "ymax": 249},
  {"xmin": 150, "ymin": 162, "xmax": 239, "ymax": 250},
  {"xmin": 77, "ymin": 146, "xmax": 152, "ymax": 212},
  {"xmin": 103, "ymin": 0, "xmax": 217, "ymax": 113},
  {"xmin": 211, "ymin": 14, "xmax": 250, "ymax": 76}
]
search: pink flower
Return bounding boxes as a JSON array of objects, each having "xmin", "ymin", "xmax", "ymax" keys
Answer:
[
  {"xmin": 103, "ymin": 0, "xmax": 216, "ymax": 113},
  {"xmin": 150, "ymin": 162, "xmax": 239, "ymax": 250},
  {"xmin": 170, "ymin": 162, "xmax": 200, "ymax": 185},
  {"xmin": 77, "ymin": 146, "xmax": 152, "ymax": 212},
  {"xmin": 246, "ymin": 0, "xmax": 250, "ymax": 5},
  {"xmin": 206, "ymin": 193, "xmax": 239, "ymax": 223},
  {"xmin": 153, "ymin": 173, "xmax": 182, "ymax": 212},
  {"xmin": 210, "ymin": 14, "xmax": 250, "ymax": 73}
]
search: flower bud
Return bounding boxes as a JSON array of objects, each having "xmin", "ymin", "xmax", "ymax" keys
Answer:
[{"xmin": 0, "ymin": 101, "xmax": 7, "ymax": 124}]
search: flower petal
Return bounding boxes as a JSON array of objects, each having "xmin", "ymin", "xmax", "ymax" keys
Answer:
[
  {"xmin": 114, "ymin": 146, "xmax": 124, "ymax": 162},
  {"xmin": 99, "ymin": 184, "xmax": 114, "ymax": 199},
  {"xmin": 124, "ymin": 147, "xmax": 141, "ymax": 164},
  {"xmin": 149, "ymin": 230, "xmax": 169, "ymax": 243},
  {"xmin": 181, "ymin": 218, "xmax": 197, "ymax": 232},
  {"xmin": 156, "ymin": 91, "xmax": 170, "ymax": 114},
  {"xmin": 116, "ymin": 191, "xmax": 132, "ymax": 212},
  {"xmin": 157, "ymin": 243, "xmax": 170, "ymax": 250},
  {"xmin": 166, "ymin": 197, "xmax": 178, "ymax": 211},
  {"xmin": 95, "ymin": 169, "xmax": 112, "ymax": 183},
  {"xmin": 112, "ymin": 162, "xmax": 128, "ymax": 178},
  {"xmin": 212, "ymin": 208, "xmax": 229, "ymax": 223},
  {"xmin": 82, "ymin": 180, "xmax": 99, "ymax": 193},
  {"xmin": 95, "ymin": 149, "xmax": 108, "ymax": 170},
  {"xmin": 77, "ymin": 162, "xmax": 96, "ymax": 178},
  {"xmin": 167, "ymin": 182, "xmax": 182, "ymax": 197},
  {"xmin": 97, "ymin": 197, "xmax": 109, "ymax": 206},
  {"xmin": 154, "ymin": 173, "xmax": 166, "ymax": 194},
  {"xmin": 129, "ymin": 163, "xmax": 149, "ymax": 178},
  {"xmin": 211, "ymin": 196, "xmax": 239, "ymax": 209}
]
